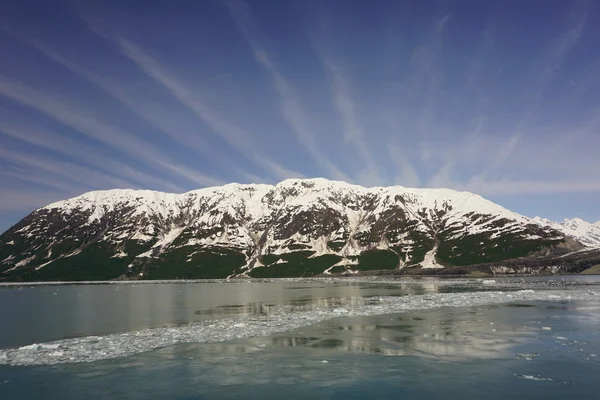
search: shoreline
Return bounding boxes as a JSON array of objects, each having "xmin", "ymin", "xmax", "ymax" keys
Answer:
[{"xmin": 1, "ymin": 272, "xmax": 599, "ymax": 286}]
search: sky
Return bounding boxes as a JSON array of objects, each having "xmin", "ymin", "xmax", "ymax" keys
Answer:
[{"xmin": 0, "ymin": 0, "xmax": 599, "ymax": 233}]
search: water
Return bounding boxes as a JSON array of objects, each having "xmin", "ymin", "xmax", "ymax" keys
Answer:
[{"xmin": 1, "ymin": 277, "xmax": 599, "ymax": 398}]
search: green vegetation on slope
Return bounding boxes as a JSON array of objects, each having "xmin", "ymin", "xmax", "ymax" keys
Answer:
[
  {"xmin": 7, "ymin": 242, "xmax": 135, "ymax": 281},
  {"xmin": 355, "ymin": 249, "xmax": 398, "ymax": 271},
  {"xmin": 142, "ymin": 247, "xmax": 246, "ymax": 279},
  {"xmin": 250, "ymin": 251, "xmax": 341, "ymax": 278},
  {"xmin": 436, "ymin": 233, "xmax": 563, "ymax": 266}
]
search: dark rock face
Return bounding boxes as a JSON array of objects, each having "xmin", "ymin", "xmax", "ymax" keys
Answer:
[{"xmin": 0, "ymin": 179, "xmax": 586, "ymax": 281}]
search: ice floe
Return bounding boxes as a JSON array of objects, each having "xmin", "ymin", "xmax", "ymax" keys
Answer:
[
  {"xmin": 516, "ymin": 374, "xmax": 554, "ymax": 381},
  {"xmin": 1, "ymin": 287, "xmax": 599, "ymax": 366}
]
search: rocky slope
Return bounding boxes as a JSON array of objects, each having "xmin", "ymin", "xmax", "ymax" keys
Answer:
[{"xmin": 0, "ymin": 178, "xmax": 590, "ymax": 281}]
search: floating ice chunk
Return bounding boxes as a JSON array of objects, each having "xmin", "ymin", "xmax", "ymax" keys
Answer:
[
  {"xmin": 321, "ymin": 360, "xmax": 328, "ymax": 364},
  {"xmin": 18, "ymin": 344, "xmax": 39, "ymax": 351},
  {"xmin": 517, "ymin": 374, "xmax": 553, "ymax": 381},
  {"xmin": 482, "ymin": 280, "xmax": 496, "ymax": 284},
  {"xmin": 39, "ymin": 344, "xmax": 60, "ymax": 350},
  {"xmin": 517, "ymin": 353, "xmax": 540, "ymax": 359},
  {"xmin": 542, "ymin": 327, "xmax": 552, "ymax": 331}
]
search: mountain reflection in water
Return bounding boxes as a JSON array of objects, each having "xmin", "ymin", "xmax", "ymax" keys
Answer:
[
  {"xmin": 192, "ymin": 279, "xmax": 461, "ymax": 318},
  {"xmin": 191, "ymin": 302, "xmax": 578, "ymax": 359}
]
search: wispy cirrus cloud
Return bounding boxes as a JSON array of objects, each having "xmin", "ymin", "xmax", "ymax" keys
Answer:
[
  {"xmin": 543, "ymin": 13, "xmax": 586, "ymax": 78},
  {"xmin": 434, "ymin": 14, "xmax": 452, "ymax": 33},
  {"xmin": 74, "ymin": 14, "xmax": 304, "ymax": 184},
  {"xmin": 0, "ymin": 166, "xmax": 84, "ymax": 195},
  {"xmin": 388, "ymin": 144, "xmax": 421, "ymax": 188},
  {"xmin": 464, "ymin": 178, "xmax": 600, "ymax": 196},
  {"xmin": 0, "ymin": 117, "xmax": 184, "ymax": 192},
  {"xmin": 0, "ymin": 146, "xmax": 136, "ymax": 190},
  {"xmin": 222, "ymin": 0, "xmax": 351, "ymax": 183},
  {"xmin": 417, "ymin": 8, "xmax": 594, "ymax": 196},
  {"xmin": 0, "ymin": 188, "xmax": 73, "ymax": 214},
  {"xmin": 115, "ymin": 38, "xmax": 302, "ymax": 182},
  {"xmin": 117, "ymin": 39, "xmax": 303, "ymax": 179},
  {"xmin": 19, "ymin": 35, "xmax": 273, "ymax": 185},
  {"xmin": 469, "ymin": 13, "xmax": 589, "ymax": 183},
  {"xmin": 321, "ymin": 56, "xmax": 383, "ymax": 185},
  {"xmin": 0, "ymin": 76, "xmax": 224, "ymax": 188}
]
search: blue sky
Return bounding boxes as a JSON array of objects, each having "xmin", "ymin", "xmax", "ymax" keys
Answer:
[{"xmin": 1, "ymin": 0, "xmax": 599, "ymax": 233}]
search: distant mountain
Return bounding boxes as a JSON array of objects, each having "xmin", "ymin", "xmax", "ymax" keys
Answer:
[
  {"xmin": 0, "ymin": 178, "xmax": 591, "ymax": 281},
  {"xmin": 532, "ymin": 217, "xmax": 600, "ymax": 248}
]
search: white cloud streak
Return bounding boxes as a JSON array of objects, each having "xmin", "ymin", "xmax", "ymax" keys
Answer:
[
  {"xmin": 0, "ymin": 146, "xmax": 136, "ymax": 190},
  {"xmin": 434, "ymin": 14, "xmax": 452, "ymax": 33},
  {"xmin": 543, "ymin": 13, "xmax": 586, "ymax": 78},
  {"xmin": 464, "ymin": 178, "xmax": 600, "ymax": 196},
  {"xmin": 388, "ymin": 144, "xmax": 420, "ymax": 187},
  {"xmin": 0, "ymin": 119, "xmax": 184, "ymax": 192},
  {"xmin": 222, "ymin": 0, "xmax": 351, "ymax": 182},
  {"xmin": 0, "ymin": 167, "xmax": 84, "ymax": 194},
  {"xmin": 0, "ymin": 76, "xmax": 223, "ymax": 187},
  {"xmin": 21, "ymin": 37, "xmax": 270, "ymax": 185},
  {"xmin": 427, "ymin": 162, "xmax": 454, "ymax": 189},
  {"xmin": 0, "ymin": 188, "xmax": 72, "ymax": 214},
  {"xmin": 431, "ymin": 11, "xmax": 589, "ymax": 197},
  {"xmin": 113, "ymin": 36, "xmax": 301, "ymax": 182},
  {"xmin": 322, "ymin": 57, "xmax": 383, "ymax": 185}
]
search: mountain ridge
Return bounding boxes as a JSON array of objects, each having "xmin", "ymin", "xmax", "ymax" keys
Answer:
[
  {"xmin": 532, "ymin": 217, "xmax": 600, "ymax": 248},
  {"xmin": 1, "ymin": 178, "xmax": 597, "ymax": 281}
]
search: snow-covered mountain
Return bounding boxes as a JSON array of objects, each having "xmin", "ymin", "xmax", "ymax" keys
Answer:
[
  {"xmin": 0, "ymin": 178, "xmax": 587, "ymax": 281},
  {"xmin": 532, "ymin": 217, "xmax": 600, "ymax": 248}
]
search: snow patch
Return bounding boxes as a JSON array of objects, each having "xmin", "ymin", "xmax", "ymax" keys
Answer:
[
  {"xmin": 152, "ymin": 226, "xmax": 185, "ymax": 250},
  {"xmin": 35, "ymin": 260, "xmax": 54, "ymax": 270},
  {"xmin": 1, "ymin": 255, "xmax": 15, "ymax": 264},
  {"xmin": 136, "ymin": 249, "xmax": 155, "ymax": 259},
  {"xmin": 420, "ymin": 245, "xmax": 443, "ymax": 269},
  {"xmin": 15, "ymin": 256, "xmax": 35, "ymax": 268},
  {"xmin": 63, "ymin": 249, "xmax": 82, "ymax": 258},
  {"xmin": 131, "ymin": 232, "xmax": 154, "ymax": 242}
]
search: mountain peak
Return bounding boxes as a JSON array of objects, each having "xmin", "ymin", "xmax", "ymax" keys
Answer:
[
  {"xmin": 563, "ymin": 217, "xmax": 589, "ymax": 223},
  {"xmin": 276, "ymin": 177, "xmax": 370, "ymax": 192},
  {"xmin": 561, "ymin": 218, "xmax": 592, "ymax": 229}
]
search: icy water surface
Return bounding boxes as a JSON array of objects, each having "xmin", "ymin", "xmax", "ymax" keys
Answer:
[{"xmin": 1, "ymin": 277, "xmax": 600, "ymax": 399}]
